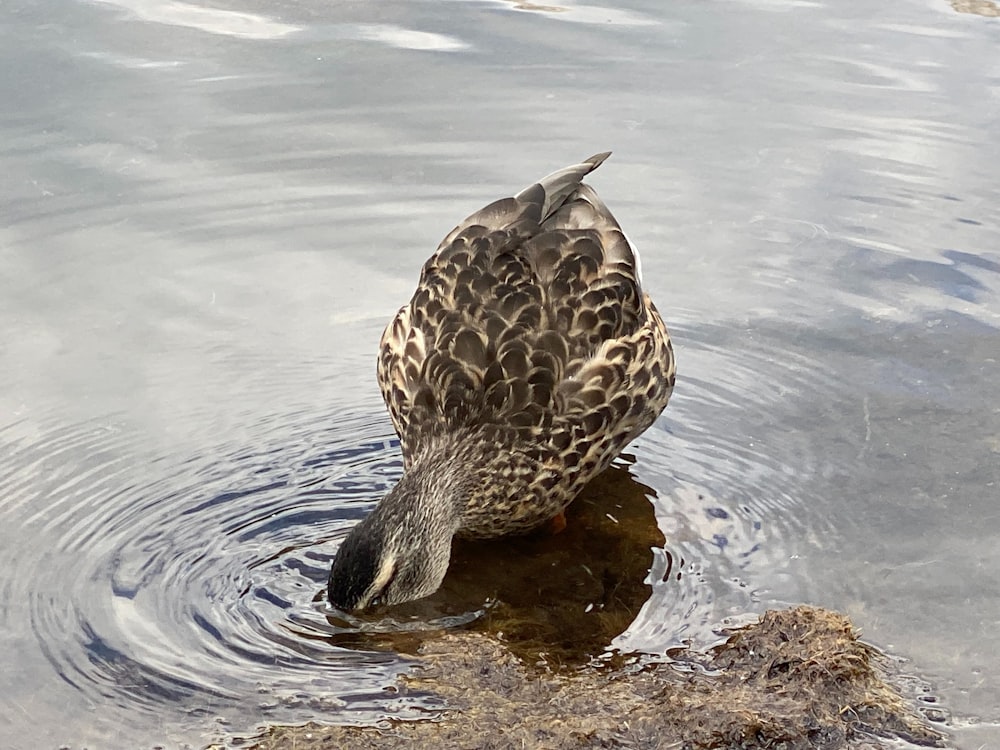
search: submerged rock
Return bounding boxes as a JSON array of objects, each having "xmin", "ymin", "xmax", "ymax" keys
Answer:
[{"xmin": 249, "ymin": 606, "xmax": 945, "ymax": 750}]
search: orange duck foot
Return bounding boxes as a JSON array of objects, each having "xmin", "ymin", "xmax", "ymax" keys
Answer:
[{"xmin": 545, "ymin": 511, "xmax": 568, "ymax": 535}]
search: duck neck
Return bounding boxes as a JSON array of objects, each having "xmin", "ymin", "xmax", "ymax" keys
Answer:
[
  {"xmin": 388, "ymin": 455, "xmax": 466, "ymax": 528},
  {"xmin": 373, "ymin": 432, "xmax": 474, "ymax": 544}
]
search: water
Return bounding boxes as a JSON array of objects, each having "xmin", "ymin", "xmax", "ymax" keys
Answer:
[{"xmin": 1, "ymin": 0, "xmax": 998, "ymax": 747}]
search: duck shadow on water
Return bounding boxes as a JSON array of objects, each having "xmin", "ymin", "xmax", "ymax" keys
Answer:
[{"xmin": 321, "ymin": 461, "xmax": 664, "ymax": 665}]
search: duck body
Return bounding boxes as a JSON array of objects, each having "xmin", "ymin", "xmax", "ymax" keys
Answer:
[{"xmin": 328, "ymin": 153, "xmax": 675, "ymax": 610}]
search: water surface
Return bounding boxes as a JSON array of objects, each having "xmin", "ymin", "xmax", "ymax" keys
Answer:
[{"xmin": 1, "ymin": 0, "xmax": 998, "ymax": 747}]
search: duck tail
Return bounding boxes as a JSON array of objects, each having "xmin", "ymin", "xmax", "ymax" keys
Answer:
[
  {"xmin": 433, "ymin": 153, "xmax": 613, "ymax": 250},
  {"xmin": 517, "ymin": 152, "xmax": 612, "ymax": 223}
]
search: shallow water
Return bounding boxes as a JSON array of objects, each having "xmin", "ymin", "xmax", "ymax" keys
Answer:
[{"xmin": 1, "ymin": 0, "xmax": 998, "ymax": 747}]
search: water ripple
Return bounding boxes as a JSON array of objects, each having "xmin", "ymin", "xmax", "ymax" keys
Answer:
[
  {"xmin": 0, "ymin": 406, "xmax": 427, "ymax": 744},
  {"xmin": 0, "ymin": 305, "xmax": 860, "ymax": 745}
]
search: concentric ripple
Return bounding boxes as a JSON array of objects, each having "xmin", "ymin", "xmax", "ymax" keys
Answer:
[
  {"xmin": 616, "ymin": 315, "xmax": 853, "ymax": 656},
  {"xmin": 0, "ymin": 405, "xmax": 433, "ymax": 748},
  {"xmin": 0, "ymin": 311, "xmax": 859, "ymax": 747}
]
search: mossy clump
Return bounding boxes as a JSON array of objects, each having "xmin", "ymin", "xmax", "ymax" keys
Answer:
[{"xmin": 249, "ymin": 606, "xmax": 945, "ymax": 750}]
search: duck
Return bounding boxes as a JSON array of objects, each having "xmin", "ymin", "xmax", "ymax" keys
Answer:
[{"xmin": 327, "ymin": 153, "xmax": 676, "ymax": 611}]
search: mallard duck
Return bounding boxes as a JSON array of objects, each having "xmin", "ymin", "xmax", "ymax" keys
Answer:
[{"xmin": 328, "ymin": 153, "xmax": 675, "ymax": 611}]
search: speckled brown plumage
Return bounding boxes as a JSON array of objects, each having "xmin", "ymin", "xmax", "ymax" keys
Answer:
[
  {"xmin": 329, "ymin": 153, "xmax": 675, "ymax": 610},
  {"xmin": 376, "ymin": 152, "xmax": 675, "ymax": 538}
]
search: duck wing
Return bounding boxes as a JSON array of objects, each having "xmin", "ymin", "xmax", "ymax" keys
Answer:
[{"xmin": 377, "ymin": 153, "xmax": 671, "ymax": 465}]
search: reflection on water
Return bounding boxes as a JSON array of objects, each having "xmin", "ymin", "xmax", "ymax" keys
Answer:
[
  {"xmin": 0, "ymin": 314, "xmax": 851, "ymax": 746},
  {"xmin": 6, "ymin": 410, "xmax": 419, "ymax": 739},
  {"xmin": 90, "ymin": 0, "xmax": 302, "ymax": 40},
  {"xmin": 950, "ymin": 0, "xmax": 1000, "ymax": 17},
  {"xmin": 309, "ymin": 464, "xmax": 666, "ymax": 664},
  {"xmin": 494, "ymin": 0, "xmax": 660, "ymax": 26},
  {"xmin": 1, "ymin": 0, "xmax": 999, "ymax": 748}
]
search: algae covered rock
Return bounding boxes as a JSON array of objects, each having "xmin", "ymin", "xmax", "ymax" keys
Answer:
[{"xmin": 250, "ymin": 606, "xmax": 945, "ymax": 750}]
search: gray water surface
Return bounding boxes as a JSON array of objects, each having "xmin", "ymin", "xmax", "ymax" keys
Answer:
[{"xmin": 1, "ymin": 0, "xmax": 998, "ymax": 748}]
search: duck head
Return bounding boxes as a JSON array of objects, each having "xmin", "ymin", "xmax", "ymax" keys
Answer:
[{"xmin": 327, "ymin": 467, "xmax": 462, "ymax": 611}]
